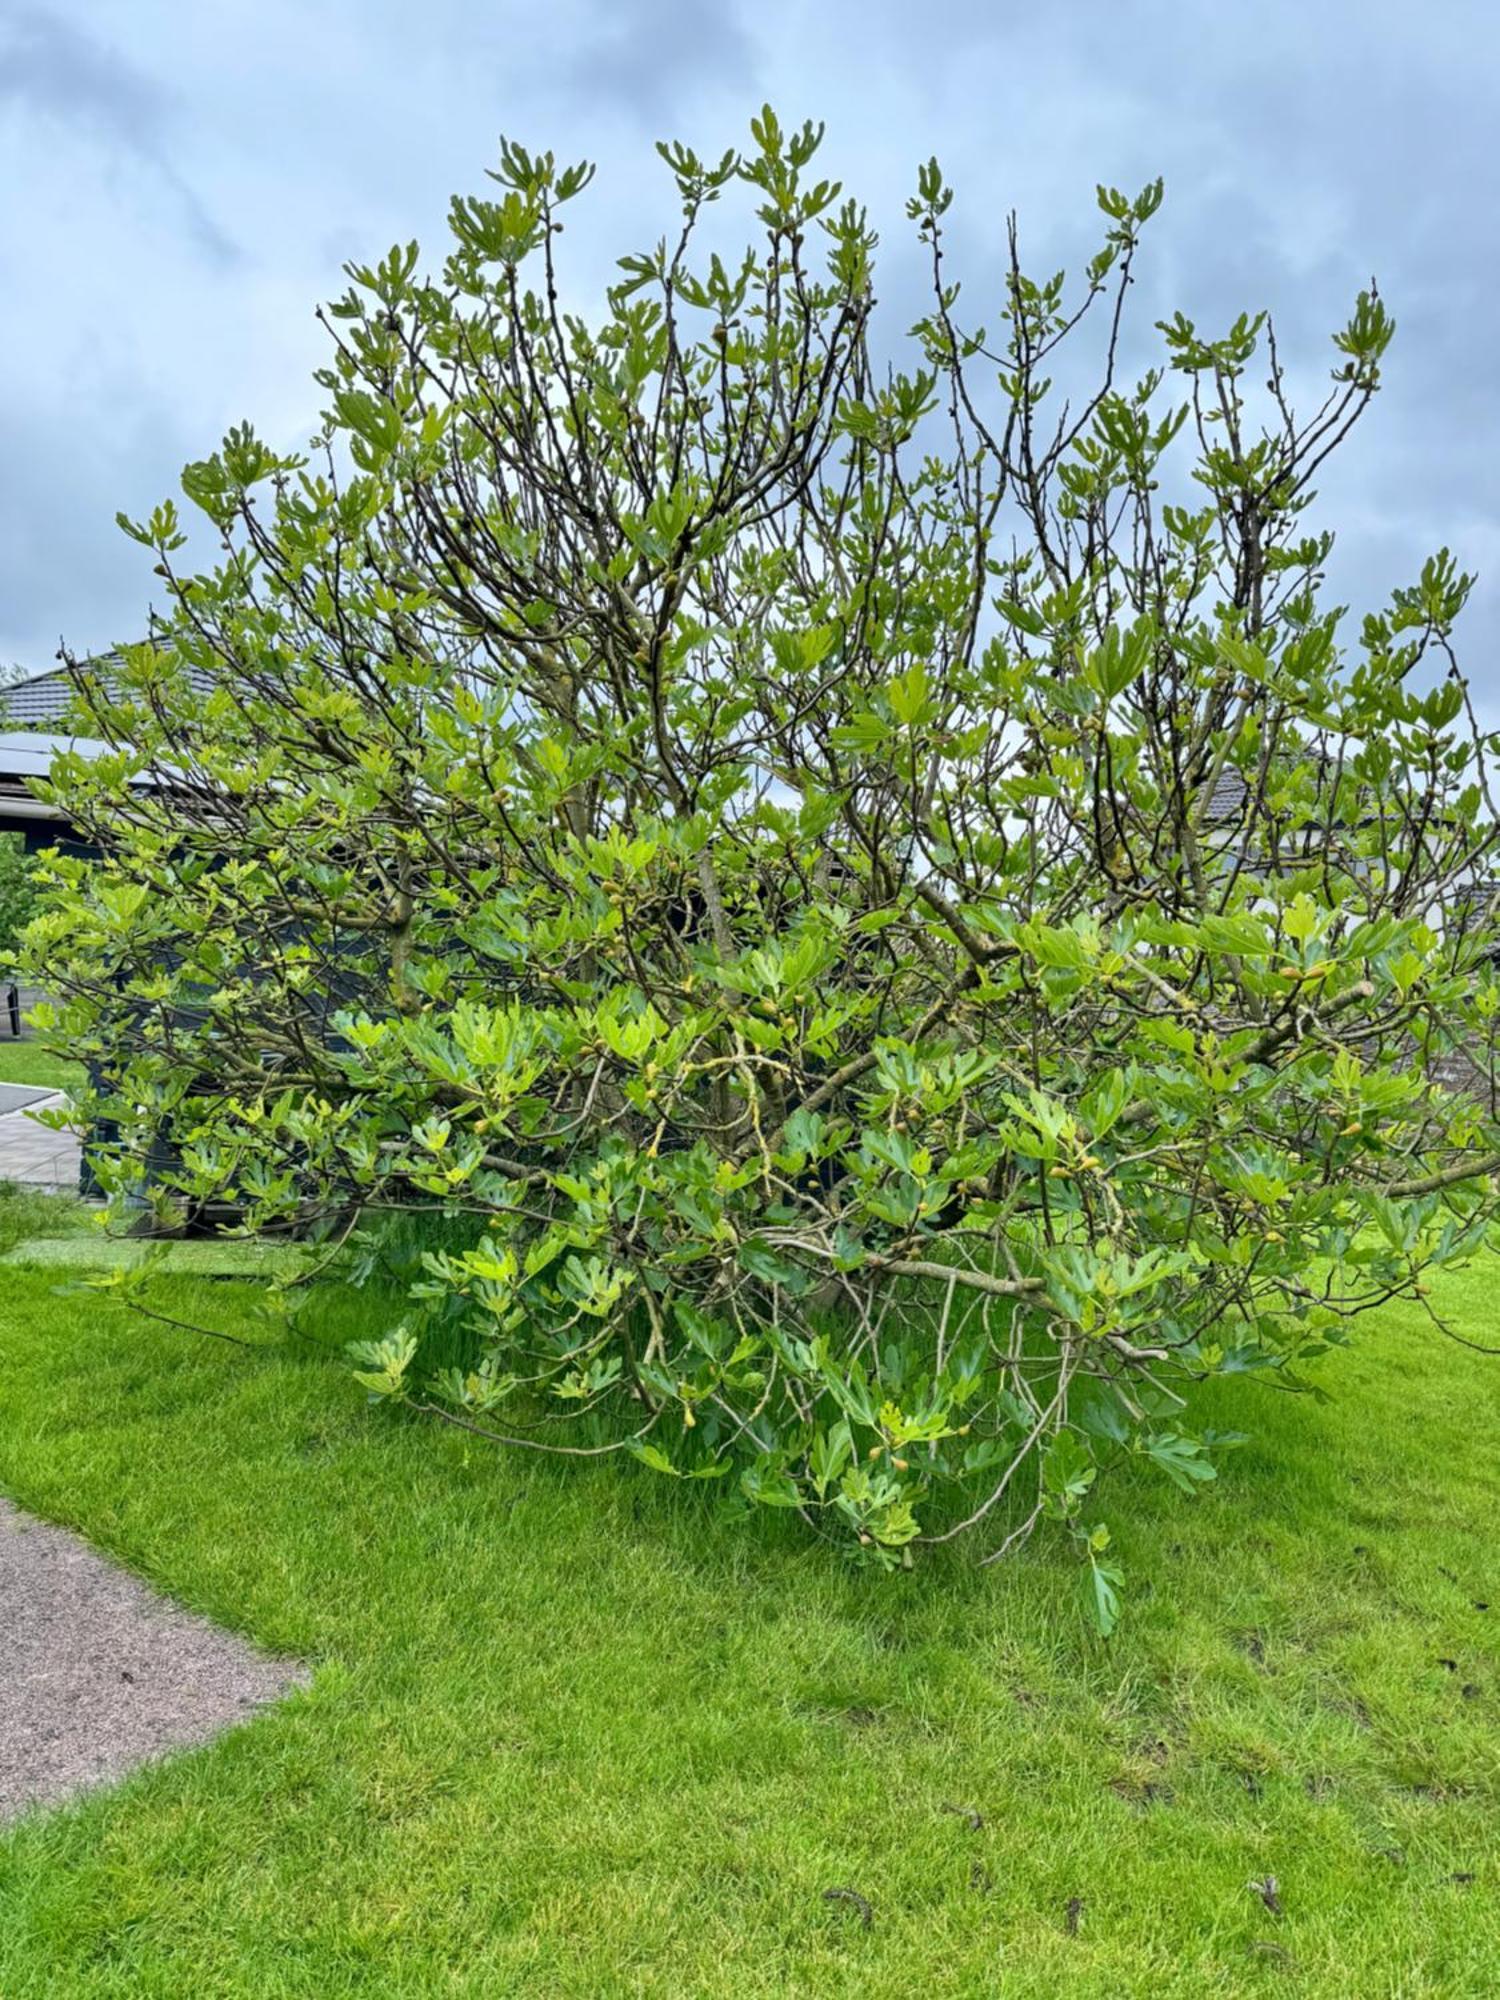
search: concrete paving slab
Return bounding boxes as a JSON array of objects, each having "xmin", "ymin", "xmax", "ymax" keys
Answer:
[
  {"xmin": 0, "ymin": 1085, "xmax": 51, "ymax": 1115},
  {"xmin": 0, "ymin": 1499, "xmax": 308, "ymax": 1822},
  {"xmin": 0, "ymin": 1091, "xmax": 79, "ymax": 1191}
]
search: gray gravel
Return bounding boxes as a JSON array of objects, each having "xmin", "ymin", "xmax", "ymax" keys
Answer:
[{"xmin": 0, "ymin": 1498, "xmax": 308, "ymax": 1821}]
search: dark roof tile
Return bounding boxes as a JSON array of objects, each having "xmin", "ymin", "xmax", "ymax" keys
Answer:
[{"xmin": 1, "ymin": 658, "xmax": 214, "ymax": 731}]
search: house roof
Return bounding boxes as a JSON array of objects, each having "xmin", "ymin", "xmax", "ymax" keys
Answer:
[
  {"xmin": 0, "ymin": 730, "xmax": 185, "ymax": 833},
  {"xmin": 0, "ymin": 730, "xmax": 101, "ymax": 826},
  {"xmin": 0, "ymin": 730, "xmax": 119, "ymax": 778},
  {"xmin": 0, "ymin": 665, "xmax": 95, "ymax": 730},
  {"xmin": 1, "ymin": 658, "xmax": 216, "ymax": 733},
  {"xmin": 1203, "ymin": 766, "xmax": 1248, "ymax": 822}
]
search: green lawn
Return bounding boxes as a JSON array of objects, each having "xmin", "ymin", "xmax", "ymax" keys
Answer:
[
  {"xmin": 0, "ymin": 1234, "xmax": 312, "ymax": 1278},
  {"xmin": 0, "ymin": 1219, "xmax": 1495, "ymax": 1996},
  {"xmin": 0, "ymin": 1042, "xmax": 84, "ymax": 1091}
]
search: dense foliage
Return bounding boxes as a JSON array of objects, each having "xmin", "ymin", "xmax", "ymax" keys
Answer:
[
  {"xmin": 26, "ymin": 116, "xmax": 1500, "ymax": 1616},
  {"xmin": 0, "ymin": 833, "xmax": 37, "ymax": 962}
]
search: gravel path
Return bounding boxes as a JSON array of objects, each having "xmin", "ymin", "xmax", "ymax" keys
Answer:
[{"xmin": 0, "ymin": 1498, "xmax": 308, "ymax": 1821}]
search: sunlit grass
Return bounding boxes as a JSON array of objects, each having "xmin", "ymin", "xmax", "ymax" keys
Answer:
[
  {"xmin": 0, "ymin": 1242, "xmax": 1495, "ymax": 1996},
  {"xmin": 0, "ymin": 1185, "xmax": 87, "ymax": 1259},
  {"xmin": 0, "ymin": 1043, "xmax": 84, "ymax": 1091}
]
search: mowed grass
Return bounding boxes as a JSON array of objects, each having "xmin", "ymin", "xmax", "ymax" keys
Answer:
[
  {"xmin": 0, "ymin": 1238, "xmax": 1496, "ymax": 1996},
  {"xmin": 0, "ymin": 1041, "xmax": 84, "ymax": 1091},
  {"xmin": 0, "ymin": 1233, "xmax": 312, "ymax": 1277}
]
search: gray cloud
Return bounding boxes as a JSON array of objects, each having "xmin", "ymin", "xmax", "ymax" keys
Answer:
[
  {"xmin": 564, "ymin": 0, "xmax": 757, "ymax": 119},
  {"xmin": 0, "ymin": 2, "xmax": 165, "ymax": 143},
  {"xmin": 0, "ymin": 0, "xmax": 1494, "ymax": 711},
  {"xmin": 0, "ymin": 2, "xmax": 236, "ymax": 263},
  {"xmin": 0, "ymin": 398, "xmax": 182, "ymax": 668}
]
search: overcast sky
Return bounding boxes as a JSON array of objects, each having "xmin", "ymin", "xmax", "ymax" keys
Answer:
[{"xmin": 2, "ymin": 0, "xmax": 1496, "ymax": 703}]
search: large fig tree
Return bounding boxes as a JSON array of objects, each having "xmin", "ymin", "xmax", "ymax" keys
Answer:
[{"xmin": 28, "ymin": 115, "xmax": 1500, "ymax": 1618}]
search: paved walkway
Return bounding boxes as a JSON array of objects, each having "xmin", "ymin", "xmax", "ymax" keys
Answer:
[
  {"xmin": 0, "ymin": 1090, "xmax": 81, "ymax": 1190},
  {"xmin": 0, "ymin": 1499, "xmax": 307, "ymax": 1821}
]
